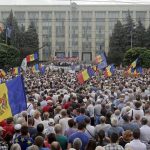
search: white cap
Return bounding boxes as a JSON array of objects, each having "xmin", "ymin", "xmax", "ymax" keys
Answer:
[
  {"xmin": 83, "ymin": 98, "xmax": 87, "ymax": 103},
  {"xmin": 14, "ymin": 124, "xmax": 21, "ymax": 130},
  {"xmin": 48, "ymin": 118, "xmax": 55, "ymax": 126}
]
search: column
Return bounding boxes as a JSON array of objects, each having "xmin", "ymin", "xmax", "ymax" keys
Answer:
[
  {"xmin": 105, "ymin": 11, "xmax": 109, "ymax": 55},
  {"xmin": 133, "ymin": 11, "xmax": 136, "ymax": 23},
  {"xmin": 91, "ymin": 11, "xmax": 96, "ymax": 61},
  {"xmin": 119, "ymin": 11, "xmax": 122, "ymax": 22},
  {"xmin": 78, "ymin": 11, "xmax": 82, "ymax": 61},
  {"xmin": 65, "ymin": 11, "xmax": 69, "ymax": 57},
  {"xmin": 146, "ymin": 11, "xmax": 150, "ymax": 29},
  {"xmin": 38, "ymin": 11, "xmax": 43, "ymax": 61},
  {"xmin": 52, "ymin": 11, "xmax": 56, "ymax": 57},
  {"xmin": 25, "ymin": 11, "xmax": 29, "ymax": 31}
]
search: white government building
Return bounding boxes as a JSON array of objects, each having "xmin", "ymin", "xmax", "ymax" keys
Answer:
[{"xmin": 0, "ymin": 4, "xmax": 150, "ymax": 62}]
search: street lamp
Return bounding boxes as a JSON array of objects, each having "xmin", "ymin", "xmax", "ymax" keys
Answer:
[
  {"xmin": 130, "ymin": 26, "xmax": 136, "ymax": 50},
  {"xmin": 130, "ymin": 30, "xmax": 133, "ymax": 50}
]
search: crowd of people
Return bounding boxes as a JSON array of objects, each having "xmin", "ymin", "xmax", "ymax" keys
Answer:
[{"xmin": 0, "ymin": 66, "xmax": 150, "ymax": 150}]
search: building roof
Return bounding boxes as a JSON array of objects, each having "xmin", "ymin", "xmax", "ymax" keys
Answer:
[{"xmin": 0, "ymin": 0, "xmax": 150, "ymax": 5}]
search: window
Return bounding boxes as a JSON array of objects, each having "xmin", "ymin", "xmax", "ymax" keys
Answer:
[
  {"xmin": 14, "ymin": 12, "xmax": 25, "ymax": 27},
  {"xmin": 136, "ymin": 11, "xmax": 146, "ymax": 26}
]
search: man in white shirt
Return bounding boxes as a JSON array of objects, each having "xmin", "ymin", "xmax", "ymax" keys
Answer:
[
  {"xmin": 59, "ymin": 109, "xmax": 71, "ymax": 135},
  {"xmin": 125, "ymin": 128, "xmax": 146, "ymax": 150},
  {"xmin": 95, "ymin": 116, "xmax": 111, "ymax": 136},
  {"xmin": 85, "ymin": 117, "xmax": 95, "ymax": 139},
  {"xmin": 140, "ymin": 117, "xmax": 150, "ymax": 149},
  {"xmin": 87, "ymin": 101, "xmax": 95, "ymax": 125}
]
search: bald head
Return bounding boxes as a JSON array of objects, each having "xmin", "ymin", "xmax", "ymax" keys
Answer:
[{"xmin": 51, "ymin": 142, "xmax": 61, "ymax": 150}]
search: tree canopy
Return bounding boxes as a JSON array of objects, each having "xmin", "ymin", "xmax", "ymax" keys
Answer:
[{"xmin": 108, "ymin": 11, "xmax": 150, "ymax": 66}]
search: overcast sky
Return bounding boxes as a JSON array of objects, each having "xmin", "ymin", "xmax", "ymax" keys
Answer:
[{"xmin": 0, "ymin": 0, "xmax": 150, "ymax": 5}]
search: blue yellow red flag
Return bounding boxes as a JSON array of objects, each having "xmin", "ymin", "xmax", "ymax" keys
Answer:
[
  {"xmin": 77, "ymin": 72, "xmax": 84, "ymax": 84},
  {"xmin": 104, "ymin": 64, "xmax": 115, "ymax": 77},
  {"xmin": 32, "ymin": 64, "xmax": 39, "ymax": 73},
  {"xmin": 130, "ymin": 58, "xmax": 138, "ymax": 69},
  {"xmin": 87, "ymin": 67, "xmax": 95, "ymax": 77},
  {"xmin": 12, "ymin": 67, "xmax": 21, "ymax": 75},
  {"xmin": 82, "ymin": 69, "xmax": 90, "ymax": 81},
  {"xmin": 0, "ymin": 76, "xmax": 27, "ymax": 122}
]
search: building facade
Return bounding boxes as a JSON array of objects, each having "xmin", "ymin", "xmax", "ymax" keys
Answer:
[{"xmin": 0, "ymin": 4, "xmax": 150, "ymax": 62}]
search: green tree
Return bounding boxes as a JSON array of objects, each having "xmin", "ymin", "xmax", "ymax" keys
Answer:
[
  {"xmin": 108, "ymin": 20, "xmax": 125, "ymax": 65},
  {"xmin": 145, "ymin": 26, "xmax": 150, "ymax": 49},
  {"xmin": 124, "ymin": 47, "xmax": 150, "ymax": 68},
  {"xmin": 24, "ymin": 21, "xmax": 39, "ymax": 54},
  {"xmin": 133, "ymin": 20, "xmax": 146, "ymax": 47},
  {"xmin": 5, "ymin": 10, "xmax": 20, "ymax": 48},
  {"xmin": 123, "ymin": 11, "xmax": 135, "ymax": 51},
  {"xmin": 0, "ymin": 43, "xmax": 20, "ymax": 69}
]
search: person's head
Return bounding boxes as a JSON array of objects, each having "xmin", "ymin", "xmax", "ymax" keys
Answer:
[
  {"xmin": 37, "ymin": 123, "xmax": 44, "ymax": 133},
  {"xmin": 77, "ymin": 122, "xmax": 86, "ymax": 131},
  {"xmin": 54, "ymin": 124, "xmax": 62, "ymax": 134},
  {"xmin": 61, "ymin": 109, "xmax": 67, "ymax": 117},
  {"xmin": 10, "ymin": 143, "xmax": 21, "ymax": 150},
  {"xmin": 110, "ymin": 132, "xmax": 119, "ymax": 143},
  {"xmin": 86, "ymin": 139, "xmax": 96, "ymax": 150},
  {"xmin": 122, "ymin": 114, "xmax": 130, "ymax": 123},
  {"xmin": 51, "ymin": 141, "xmax": 61, "ymax": 150},
  {"xmin": 80, "ymin": 108, "xmax": 85, "ymax": 114},
  {"xmin": 84, "ymin": 117, "xmax": 91, "ymax": 125},
  {"xmin": 27, "ymin": 145, "xmax": 39, "ymax": 150},
  {"xmin": 43, "ymin": 112, "xmax": 50, "ymax": 120},
  {"xmin": 134, "ymin": 114, "xmax": 141, "ymax": 121},
  {"xmin": 95, "ymin": 146, "xmax": 105, "ymax": 150},
  {"xmin": 100, "ymin": 116, "xmax": 106, "ymax": 124},
  {"xmin": 48, "ymin": 118, "xmax": 55, "ymax": 126},
  {"xmin": 34, "ymin": 110, "xmax": 41, "ymax": 119},
  {"xmin": 123, "ymin": 130, "xmax": 133, "ymax": 142},
  {"xmin": 73, "ymin": 138, "xmax": 82, "ymax": 150},
  {"xmin": 7, "ymin": 117, "xmax": 13, "ymax": 124},
  {"xmin": 14, "ymin": 124, "xmax": 21, "ymax": 133},
  {"xmin": 28, "ymin": 117, "xmax": 34, "ymax": 126},
  {"xmin": 21, "ymin": 125, "xmax": 28, "ymax": 136},
  {"xmin": 134, "ymin": 101, "xmax": 142, "ymax": 109},
  {"xmin": 133, "ymin": 128, "xmax": 140, "ymax": 139},
  {"xmin": 111, "ymin": 117, "xmax": 118, "ymax": 126},
  {"xmin": 68, "ymin": 119, "xmax": 75, "ymax": 128},
  {"xmin": 114, "ymin": 109, "xmax": 120, "ymax": 116},
  {"xmin": 33, "ymin": 102, "xmax": 38, "ymax": 109},
  {"xmin": 98, "ymin": 130, "xmax": 105, "ymax": 141},
  {"xmin": 34, "ymin": 136, "xmax": 44, "ymax": 148},
  {"xmin": 141, "ymin": 117, "xmax": 148, "ymax": 125},
  {"xmin": 47, "ymin": 133, "xmax": 56, "ymax": 144}
]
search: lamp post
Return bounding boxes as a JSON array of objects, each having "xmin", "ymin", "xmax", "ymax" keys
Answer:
[
  {"xmin": 130, "ymin": 26, "xmax": 135, "ymax": 50},
  {"xmin": 130, "ymin": 30, "xmax": 133, "ymax": 50}
]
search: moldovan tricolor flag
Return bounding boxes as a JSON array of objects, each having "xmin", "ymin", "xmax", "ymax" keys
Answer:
[
  {"xmin": 0, "ymin": 76, "xmax": 27, "ymax": 121},
  {"xmin": 26, "ymin": 52, "xmax": 38, "ymax": 63}
]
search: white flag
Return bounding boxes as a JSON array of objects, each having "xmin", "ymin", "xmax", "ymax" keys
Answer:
[{"xmin": 21, "ymin": 58, "xmax": 27, "ymax": 72}]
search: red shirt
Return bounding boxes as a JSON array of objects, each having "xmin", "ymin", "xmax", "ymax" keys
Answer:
[
  {"xmin": 3, "ymin": 123, "xmax": 14, "ymax": 138},
  {"xmin": 42, "ymin": 105, "xmax": 52, "ymax": 112},
  {"xmin": 63, "ymin": 101, "xmax": 72, "ymax": 109}
]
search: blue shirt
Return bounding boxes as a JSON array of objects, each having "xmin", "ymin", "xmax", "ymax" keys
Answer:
[
  {"xmin": 107, "ymin": 126, "xmax": 124, "ymax": 137},
  {"xmin": 69, "ymin": 131, "xmax": 89, "ymax": 150},
  {"xmin": 75, "ymin": 115, "xmax": 87, "ymax": 123}
]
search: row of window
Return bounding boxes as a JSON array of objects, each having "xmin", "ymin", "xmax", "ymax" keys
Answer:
[{"xmin": 1, "ymin": 11, "xmax": 149, "ymax": 22}]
